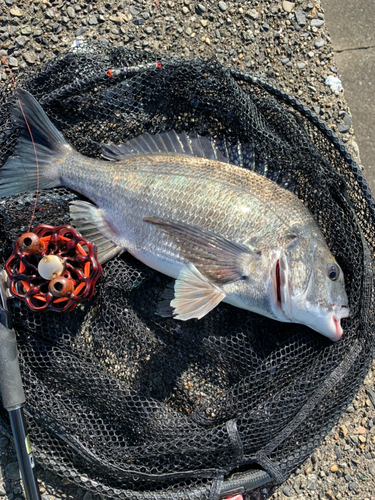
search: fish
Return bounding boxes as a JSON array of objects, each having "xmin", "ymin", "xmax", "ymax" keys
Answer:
[{"xmin": 0, "ymin": 89, "xmax": 349, "ymax": 341}]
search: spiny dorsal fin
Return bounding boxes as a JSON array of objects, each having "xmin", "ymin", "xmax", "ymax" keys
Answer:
[
  {"xmin": 101, "ymin": 131, "xmax": 228, "ymax": 162},
  {"xmin": 100, "ymin": 131, "xmax": 255, "ymax": 168}
]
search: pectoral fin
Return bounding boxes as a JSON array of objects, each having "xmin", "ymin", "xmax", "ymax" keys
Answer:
[
  {"xmin": 144, "ymin": 216, "xmax": 261, "ymax": 284},
  {"xmin": 167, "ymin": 264, "xmax": 225, "ymax": 320}
]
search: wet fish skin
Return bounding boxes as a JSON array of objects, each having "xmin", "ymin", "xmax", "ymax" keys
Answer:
[{"xmin": 0, "ymin": 89, "xmax": 349, "ymax": 340}]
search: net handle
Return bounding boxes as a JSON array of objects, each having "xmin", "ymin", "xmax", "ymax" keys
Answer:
[{"xmin": 219, "ymin": 469, "xmax": 272, "ymax": 498}]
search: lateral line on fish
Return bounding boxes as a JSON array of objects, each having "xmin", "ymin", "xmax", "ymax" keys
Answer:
[
  {"xmin": 102, "ymin": 153, "xmax": 299, "ymax": 237},
  {"xmin": 123, "ymin": 156, "xmax": 300, "ymax": 237}
]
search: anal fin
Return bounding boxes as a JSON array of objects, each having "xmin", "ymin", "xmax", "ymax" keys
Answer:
[
  {"xmin": 69, "ymin": 200, "xmax": 122, "ymax": 264},
  {"xmin": 156, "ymin": 282, "xmax": 175, "ymax": 318},
  {"xmin": 169, "ymin": 264, "xmax": 225, "ymax": 321}
]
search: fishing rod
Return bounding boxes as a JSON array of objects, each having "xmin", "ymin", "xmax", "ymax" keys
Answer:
[{"xmin": 0, "ymin": 268, "xmax": 41, "ymax": 500}]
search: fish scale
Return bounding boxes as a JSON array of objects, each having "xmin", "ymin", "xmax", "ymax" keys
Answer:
[{"xmin": 66, "ymin": 156, "xmax": 296, "ymax": 237}]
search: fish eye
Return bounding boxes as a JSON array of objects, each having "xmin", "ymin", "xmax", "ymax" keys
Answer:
[{"xmin": 326, "ymin": 263, "xmax": 340, "ymax": 281}]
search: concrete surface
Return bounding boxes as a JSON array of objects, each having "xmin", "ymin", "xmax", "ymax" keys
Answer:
[{"xmin": 323, "ymin": 0, "xmax": 375, "ymax": 192}]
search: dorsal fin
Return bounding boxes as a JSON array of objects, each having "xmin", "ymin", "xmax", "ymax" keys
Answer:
[{"xmin": 100, "ymin": 131, "xmax": 254, "ymax": 168}]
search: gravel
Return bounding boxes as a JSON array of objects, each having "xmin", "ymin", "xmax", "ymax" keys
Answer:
[
  {"xmin": 314, "ymin": 37, "xmax": 326, "ymax": 48},
  {"xmin": 311, "ymin": 17, "xmax": 325, "ymax": 28},
  {"xmin": 282, "ymin": 2, "xmax": 295, "ymax": 14},
  {"xmin": 295, "ymin": 10, "xmax": 306, "ymax": 26},
  {"xmin": 218, "ymin": 1, "xmax": 228, "ymax": 13},
  {"xmin": 281, "ymin": 485, "xmax": 291, "ymax": 497},
  {"xmin": 0, "ymin": 0, "xmax": 370, "ymax": 499}
]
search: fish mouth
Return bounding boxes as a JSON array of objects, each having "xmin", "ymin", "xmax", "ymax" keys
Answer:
[
  {"xmin": 332, "ymin": 316, "xmax": 342, "ymax": 341},
  {"xmin": 331, "ymin": 304, "xmax": 350, "ymax": 341},
  {"xmin": 292, "ymin": 305, "xmax": 349, "ymax": 341},
  {"xmin": 314, "ymin": 304, "xmax": 350, "ymax": 341}
]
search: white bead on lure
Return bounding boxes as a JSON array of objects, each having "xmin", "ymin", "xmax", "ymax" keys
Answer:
[{"xmin": 0, "ymin": 89, "xmax": 349, "ymax": 341}]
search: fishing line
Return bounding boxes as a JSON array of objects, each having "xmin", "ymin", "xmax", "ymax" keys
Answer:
[{"xmin": 1, "ymin": 56, "xmax": 40, "ymax": 232}]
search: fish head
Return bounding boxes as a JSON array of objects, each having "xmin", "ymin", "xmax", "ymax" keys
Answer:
[{"xmin": 275, "ymin": 234, "xmax": 350, "ymax": 341}]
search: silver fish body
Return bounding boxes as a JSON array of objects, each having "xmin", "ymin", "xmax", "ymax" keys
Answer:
[{"xmin": 0, "ymin": 89, "xmax": 350, "ymax": 340}]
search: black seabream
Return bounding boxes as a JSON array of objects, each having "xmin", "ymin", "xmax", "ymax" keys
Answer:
[{"xmin": 0, "ymin": 89, "xmax": 350, "ymax": 340}]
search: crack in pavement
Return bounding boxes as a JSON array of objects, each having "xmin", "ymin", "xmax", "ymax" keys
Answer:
[{"xmin": 336, "ymin": 44, "xmax": 375, "ymax": 53}]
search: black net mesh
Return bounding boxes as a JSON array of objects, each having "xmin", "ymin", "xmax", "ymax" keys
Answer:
[{"xmin": 0, "ymin": 45, "xmax": 374, "ymax": 499}]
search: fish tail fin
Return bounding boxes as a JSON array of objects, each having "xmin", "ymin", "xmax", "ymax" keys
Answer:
[{"xmin": 0, "ymin": 88, "xmax": 70, "ymax": 198}]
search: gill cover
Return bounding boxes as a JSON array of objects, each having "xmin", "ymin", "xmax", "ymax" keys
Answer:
[{"xmin": 284, "ymin": 235, "xmax": 349, "ymax": 341}]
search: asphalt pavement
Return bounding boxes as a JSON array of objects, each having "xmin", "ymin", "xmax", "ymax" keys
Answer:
[{"xmin": 323, "ymin": 0, "xmax": 375, "ymax": 192}]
